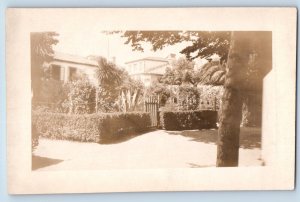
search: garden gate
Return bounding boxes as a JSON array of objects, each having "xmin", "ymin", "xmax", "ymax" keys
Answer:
[{"xmin": 145, "ymin": 96, "xmax": 159, "ymax": 127}]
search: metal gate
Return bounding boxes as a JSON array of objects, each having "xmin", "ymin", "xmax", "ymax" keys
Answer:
[{"xmin": 145, "ymin": 96, "xmax": 159, "ymax": 127}]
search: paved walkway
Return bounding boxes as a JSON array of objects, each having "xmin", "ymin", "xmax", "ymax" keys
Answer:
[{"xmin": 33, "ymin": 128, "xmax": 262, "ymax": 171}]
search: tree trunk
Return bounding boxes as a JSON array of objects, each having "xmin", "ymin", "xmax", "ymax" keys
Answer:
[
  {"xmin": 216, "ymin": 31, "xmax": 251, "ymax": 167},
  {"xmin": 216, "ymin": 31, "xmax": 272, "ymax": 166},
  {"xmin": 216, "ymin": 87, "xmax": 243, "ymax": 166}
]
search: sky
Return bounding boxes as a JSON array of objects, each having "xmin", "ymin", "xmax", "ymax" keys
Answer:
[{"xmin": 53, "ymin": 31, "xmax": 207, "ymax": 68}]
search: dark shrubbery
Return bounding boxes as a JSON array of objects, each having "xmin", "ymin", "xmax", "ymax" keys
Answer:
[
  {"xmin": 160, "ymin": 110, "xmax": 217, "ymax": 130},
  {"xmin": 31, "ymin": 122, "xmax": 39, "ymax": 151},
  {"xmin": 32, "ymin": 112, "xmax": 151, "ymax": 143},
  {"xmin": 178, "ymin": 86, "xmax": 200, "ymax": 110}
]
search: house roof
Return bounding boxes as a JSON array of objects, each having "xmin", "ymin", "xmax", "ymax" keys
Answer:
[
  {"xmin": 53, "ymin": 52, "xmax": 98, "ymax": 67},
  {"xmin": 125, "ymin": 56, "xmax": 169, "ymax": 64}
]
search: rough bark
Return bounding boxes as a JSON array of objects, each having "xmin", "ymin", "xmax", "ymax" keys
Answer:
[
  {"xmin": 216, "ymin": 32, "xmax": 251, "ymax": 167},
  {"xmin": 216, "ymin": 31, "xmax": 272, "ymax": 167},
  {"xmin": 217, "ymin": 87, "xmax": 243, "ymax": 166}
]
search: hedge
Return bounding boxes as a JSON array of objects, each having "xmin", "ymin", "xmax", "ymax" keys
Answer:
[
  {"xmin": 32, "ymin": 112, "xmax": 151, "ymax": 143},
  {"xmin": 160, "ymin": 110, "xmax": 217, "ymax": 130}
]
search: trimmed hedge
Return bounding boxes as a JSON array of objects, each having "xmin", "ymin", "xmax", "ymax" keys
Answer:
[
  {"xmin": 32, "ymin": 112, "xmax": 151, "ymax": 143},
  {"xmin": 160, "ymin": 110, "xmax": 217, "ymax": 130}
]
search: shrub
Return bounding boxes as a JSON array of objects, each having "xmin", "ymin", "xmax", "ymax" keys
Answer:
[
  {"xmin": 160, "ymin": 110, "xmax": 217, "ymax": 130},
  {"xmin": 177, "ymin": 86, "xmax": 200, "ymax": 110},
  {"xmin": 198, "ymin": 85, "xmax": 224, "ymax": 110},
  {"xmin": 241, "ymin": 93, "xmax": 262, "ymax": 127},
  {"xmin": 63, "ymin": 79, "xmax": 96, "ymax": 114},
  {"xmin": 32, "ymin": 122, "xmax": 39, "ymax": 151},
  {"xmin": 32, "ymin": 111, "xmax": 151, "ymax": 143},
  {"xmin": 33, "ymin": 79, "xmax": 96, "ymax": 114}
]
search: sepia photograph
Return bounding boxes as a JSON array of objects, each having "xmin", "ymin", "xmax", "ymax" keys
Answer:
[
  {"xmin": 6, "ymin": 8, "xmax": 296, "ymax": 194},
  {"xmin": 31, "ymin": 30, "xmax": 269, "ymax": 170}
]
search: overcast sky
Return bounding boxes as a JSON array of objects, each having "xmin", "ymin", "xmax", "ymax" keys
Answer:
[{"xmin": 53, "ymin": 31, "xmax": 206, "ymax": 68}]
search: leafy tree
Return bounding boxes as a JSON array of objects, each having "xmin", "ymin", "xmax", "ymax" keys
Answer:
[
  {"xmin": 159, "ymin": 67, "xmax": 181, "ymax": 85},
  {"xmin": 160, "ymin": 57, "xmax": 201, "ymax": 86},
  {"xmin": 118, "ymin": 31, "xmax": 272, "ymax": 167},
  {"xmin": 31, "ymin": 32, "xmax": 59, "ymax": 102},
  {"xmin": 122, "ymin": 31, "xmax": 231, "ymax": 62}
]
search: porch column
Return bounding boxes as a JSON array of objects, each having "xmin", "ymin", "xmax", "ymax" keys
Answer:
[{"xmin": 63, "ymin": 65, "xmax": 70, "ymax": 82}]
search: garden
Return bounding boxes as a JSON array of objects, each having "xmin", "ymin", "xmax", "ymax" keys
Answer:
[{"xmin": 31, "ymin": 31, "xmax": 266, "ymax": 168}]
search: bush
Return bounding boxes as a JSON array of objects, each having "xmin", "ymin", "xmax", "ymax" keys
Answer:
[
  {"xmin": 198, "ymin": 85, "xmax": 223, "ymax": 110},
  {"xmin": 160, "ymin": 110, "xmax": 217, "ymax": 130},
  {"xmin": 32, "ymin": 111, "xmax": 151, "ymax": 143},
  {"xmin": 62, "ymin": 79, "xmax": 96, "ymax": 114},
  {"xmin": 33, "ymin": 79, "xmax": 96, "ymax": 114},
  {"xmin": 32, "ymin": 122, "xmax": 39, "ymax": 151},
  {"xmin": 178, "ymin": 86, "xmax": 200, "ymax": 110}
]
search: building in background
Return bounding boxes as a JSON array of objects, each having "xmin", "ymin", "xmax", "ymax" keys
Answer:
[
  {"xmin": 125, "ymin": 54, "xmax": 176, "ymax": 87},
  {"xmin": 47, "ymin": 52, "xmax": 98, "ymax": 85}
]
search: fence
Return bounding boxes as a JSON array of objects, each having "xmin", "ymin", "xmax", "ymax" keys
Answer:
[{"xmin": 144, "ymin": 96, "xmax": 159, "ymax": 127}]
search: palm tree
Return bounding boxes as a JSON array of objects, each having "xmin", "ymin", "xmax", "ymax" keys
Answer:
[
  {"xmin": 93, "ymin": 57, "xmax": 122, "ymax": 112},
  {"xmin": 96, "ymin": 57, "xmax": 121, "ymax": 86},
  {"xmin": 197, "ymin": 61, "xmax": 226, "ymax": 86}
]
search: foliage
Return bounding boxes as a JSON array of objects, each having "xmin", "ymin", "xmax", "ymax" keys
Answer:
[
  {"xmin": 145, "ymin": 82, "xmax": 172, "ymax": 106},
  {"xmin": 160, "ymin": 110, "xmax": 217, "ymax": 130},
  {"xmin": 32, "ymin": 79, "xmax": 96, "ymax": 114},
  {"xmin": 32, "ymin": 122, "xmax": 39, "ymax": 151},
  {"xmin": 32, "ymin": 111, "xmax": 151, "ymax": 143},
  {"xmin": 31, "ymin": 32, "xmax": 59, "ymax": 101},
  {"xmin": 159, "ymin": 67, "xmax": 181, "ymax": 85},
  {"xmin": 117, "ymin": 89, "xmax": 141, "ymax": 112},
  {"xmin": 120, "ymin": 31, "xmax": 231, "ymax": 62},
  {"xmin": 241, "ymin": 93, "xmax": 262, "ymax": 127},
  {"xmin": 32, "ymin": 79, "xmax": 67, "ymax": 112},
  {"xmin": 62, "ymin": 79, "xmax": 96, "ymax": 114},
  {"xmin": 198, "ymin": 85, "xmax": 224, "ymax": 110},
  {"xmin": 95, "ymin": 57, "xmax": 122, "ymax": 86},
  {"xmin": 159, "ymin": 57, "xmax": 201, "ymax": 86},
  {"xmin": 198, "ymin": 62, "xmax": 226, "ymax": 86},
  {"xmin": 89, "ymin": 56, "xmax": 145, "ymax": 113},
  {"xmin": 177, "ymin": 86, "xmax": 200, "ymax": 110},
  {"xmin": 116, "ymin": 69, "xmax": 145, "ymax": 112}
]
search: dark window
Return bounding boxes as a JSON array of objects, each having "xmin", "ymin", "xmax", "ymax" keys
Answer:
[{"xmin": 51, "ymin": 65, "xmax": 61, "ymax": 80}]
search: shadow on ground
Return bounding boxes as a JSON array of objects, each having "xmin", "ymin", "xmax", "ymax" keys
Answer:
[
  {"xmin": 165, "ymin": 127, "xmax": 261, "ymax": 149},
  {"xmin": 32, "ymin": 155, "xmax": 64, "ymax": 170},
  {"xmin": 99, "ymin": 128, "xmax": 157, "ymax": 145}
]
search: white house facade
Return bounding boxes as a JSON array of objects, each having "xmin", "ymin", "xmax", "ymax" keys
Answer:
[
  {"xmin": 47, "ymin": 52, "xmax": 98, "ymax": 85},
  {"xmin": 125, "ymin": 54, "xmax": 176, "ymax": 87}
]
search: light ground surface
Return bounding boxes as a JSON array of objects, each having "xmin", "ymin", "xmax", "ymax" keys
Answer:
[{"xmin": 33, "ymin": 128, "xmax": 262, "ymax": 171}]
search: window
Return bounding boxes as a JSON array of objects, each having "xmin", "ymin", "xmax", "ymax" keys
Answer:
[{"xmin": 51, "ymin": 65, "xmax": 61, "ymax": 80}]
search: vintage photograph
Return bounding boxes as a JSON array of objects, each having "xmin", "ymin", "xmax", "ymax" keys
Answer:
[
  {"xmin": 6, "ymin": 8, "xmax": 296, "ymax": 193},
  {"xmin": 31, "ymin": 30, "xmax": 271, "ymax": 170}
]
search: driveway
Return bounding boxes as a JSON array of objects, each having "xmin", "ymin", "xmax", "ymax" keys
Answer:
[{"xmin": 33, "ymin": 127, "xmax": 262, "ymax": 171}]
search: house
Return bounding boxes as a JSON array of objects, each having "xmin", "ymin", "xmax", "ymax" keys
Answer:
[
  {"xmin": 125, "ymin": 54, "xmax": 176, "ymax": 87},
  {"xmin": 47, "ymin": 52, "xmax": 98, "ymax": 85}
]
